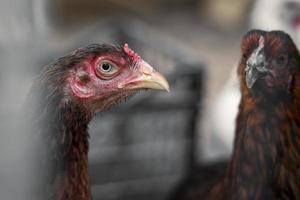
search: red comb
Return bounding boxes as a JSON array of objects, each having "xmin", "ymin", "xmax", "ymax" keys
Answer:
[
  {"xmin": 259, "ymin": 36, "xmax": 265, "ymax": 48},
  {"xmin": 123, "ymin": 43, "xmax": 141, "ymax": 62}
]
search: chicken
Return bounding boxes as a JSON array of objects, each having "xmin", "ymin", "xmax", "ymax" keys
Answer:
[
  {"xmin": 217, "ymin": 29, "xmax": 300, "ymax": 199},
  {"xmin": 224, "ymin": 30, "xmax": 300, "ymax": 199},
  {"xmin": 213, "ymin": 30, "xmax": 300, "ymax": 199},
  {"xmin": 170, "ymin": 30, "xmax": 300, "ymax": 199},
  {"xmin": 207, "ymin": 0, "xmax": 300, "ymax": 161},
  {"xmin": 25, "ymin": 43, "xmax": 169, "ymax": 200}
]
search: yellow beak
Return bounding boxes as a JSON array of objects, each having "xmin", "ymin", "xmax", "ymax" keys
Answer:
[{"xmin": 120, "ymin": 60, "xmax": 170, "ymax": 92}]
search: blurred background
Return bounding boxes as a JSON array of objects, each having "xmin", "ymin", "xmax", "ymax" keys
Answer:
[{"xmin": 1, "ymin": 0, "xmax": 300, "ymax": 199}]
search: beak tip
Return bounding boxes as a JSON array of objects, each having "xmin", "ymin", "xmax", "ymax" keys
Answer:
[
  {"xmin": 165, "ymin": 85, "xmax": 170, "ymax": 92},
  {"xmin": 154, "ymin": 74, "xmax": 170, "ymax": 92}
]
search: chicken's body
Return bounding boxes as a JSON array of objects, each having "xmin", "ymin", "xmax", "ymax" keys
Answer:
[
  {"xmin": 212, "ymin": 98, "xmax": 300, "ymax": 199},
  {"xmin": 26, "ymin": 44, "xmax": 169, "ymax": 200},
  {"xmin": 170, "ymin": 30, "xmax": 300, "ymax": 200}
]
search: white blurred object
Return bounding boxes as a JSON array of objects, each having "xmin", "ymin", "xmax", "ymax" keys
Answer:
[
  {"xmin": 201, "ymin": 68, "xmax": 240, "ymax": 161},
  {"xmin": 210, "ymin": 69, "xmax": 240, "ymax": 154},
  {"xmin": 251, "ymin": 0, "xmax": 300, "ymax": 47},
  {"xmin": 204, "ymin": 0, "xmax": 300, "ymax": 161}
]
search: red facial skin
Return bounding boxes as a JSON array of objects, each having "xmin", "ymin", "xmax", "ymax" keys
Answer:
[
  {"xmin": 65, "ymin": 43, "xmax": 170, "ymax": 115},
  {"xmin": 69, "ymin": 43, "xmax": 144, "ymax": 98},
  {"xmin": 69, "ymin": 55, "xmax": 126, "ymax": 98},
  {"xmin": 68, "ymin": 53, "xmax": 142, "ymax": 112},
  {"xmin": 68, "ymin": 55, "xmax": 138, "ymax": 108}
]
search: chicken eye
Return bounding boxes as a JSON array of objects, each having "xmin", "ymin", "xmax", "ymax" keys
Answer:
[
  {"xmin": 96, "ymin": 61, "xmax": 118, "ymax": 79},
  {"xmin": 273, "ymin": 53, "xmax": 288, "ymax": 68}
]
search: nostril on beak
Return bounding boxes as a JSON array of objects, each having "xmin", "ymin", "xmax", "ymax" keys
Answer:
[
  {"xmin": 247, "ymin": 55, "xmax": 269, "ymax": 74},
  {"xmin": 256, "ymin": 63, "xmax": 265, "ymax": 71},
  {"xmin": 256, "ymin": 62, "xmax": 270, "ymax": 74}
]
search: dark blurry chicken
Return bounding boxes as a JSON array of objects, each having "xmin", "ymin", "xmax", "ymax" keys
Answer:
[
  {"xmin": 208, "ymin": 0, "xmax": 300, "ymax": 160},
  {"xmin": 171, "ymin": 30, "xmax": 300, "ymax": 199},
  {"xmin": 26, "ymin": 43, "xmax": 169, "ymax": 200},
  {"xmin": 212, "ymin": 29, "xmax": 300, "ymax": 199}
]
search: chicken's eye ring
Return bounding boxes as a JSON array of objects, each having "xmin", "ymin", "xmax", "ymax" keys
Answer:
[{"xmin": 96, "ymin": 60, "xmax": 119, "ymax": 79}]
